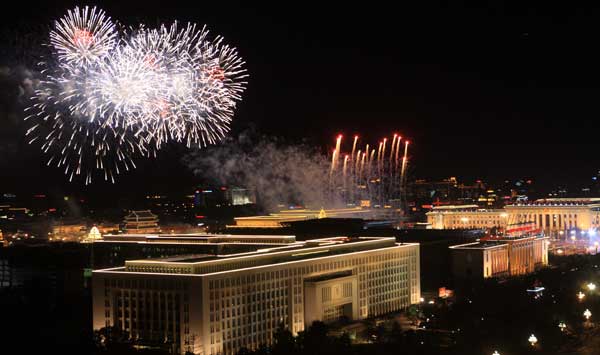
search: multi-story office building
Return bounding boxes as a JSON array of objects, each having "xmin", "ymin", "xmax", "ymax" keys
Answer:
[
  {"xmin": 92, "ymin": 237, "xmax": 420, "ymax": 355},
  {"xmin": 449, "ymin": 235, "xmax": 548, "ymax": 280}
]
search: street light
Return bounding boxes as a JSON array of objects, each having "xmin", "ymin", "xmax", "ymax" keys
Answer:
[
  {"xmin": 584, "ymin": 309, "xmax": 592, "ymax": 320},
  {"xmin": 588, "ymin": 283, "xmax": 597, "ymax": 291},
  {"xmin": 558, "ymin": 322, "xmax": 566, "ymax": 332},
  {"xmin": 492, "ymin": 351, "xmax": 500, "ymax": 355},
  {"xmin": 528, "ymin": 334, "xmax": 538, "ymax": 346},
  {"xmin": 578, "ymin": 291, "xmax": 586, "ymax": 301}
]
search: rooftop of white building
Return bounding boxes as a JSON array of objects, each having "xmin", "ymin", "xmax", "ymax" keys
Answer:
[
  {"xmin": 507, "ymin": 198, "xmax": 600, "ymax": 207},
  {"xmin": 94, "ymin": 237, "xmax": 417, "ymax": 276},
  {"xmin": 100, "ymin": 233, "xmax": 299, "ymax": 245}
]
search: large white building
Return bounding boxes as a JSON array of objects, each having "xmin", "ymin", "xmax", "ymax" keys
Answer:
[
  {"xmin": 427, "ymin": 198, "xmax": 600, "ymax": 235},
  {"xmin": 449, "ymin": 235, "xmax": 548, "ymax": 279},
  {"xmin": 92, "ymin": 237, "xmax": 420, "ymax": 355},
  {"xmin": 426, "ymin": 205, "xmax": 508, "ymax": 230},
  {"xmin": 504, "ymin": 198, "xmax": 600, "ymax": 233}
]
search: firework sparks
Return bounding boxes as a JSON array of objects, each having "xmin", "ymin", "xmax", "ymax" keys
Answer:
[
  {"xmin": 50, "ymin": 6, "xmax": 117, "ymax": 67},
  {"xmin": 329, "ymin": 132, "xmax": 412, "ymax": 210},
  {"xmin": 26, "ymin": 6, "xmax": 247, "ymax": 183}
]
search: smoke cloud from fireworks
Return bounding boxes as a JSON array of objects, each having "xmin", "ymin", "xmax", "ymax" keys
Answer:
[{"xmin": 184, "ymin": 134, "xmax": 346, "ymax": 212}]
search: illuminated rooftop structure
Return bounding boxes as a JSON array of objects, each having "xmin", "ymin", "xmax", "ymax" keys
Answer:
[
  {"xmin": 90, "ymin": 234, "xmax": 300, "ymax": 269},
  {"xmin": 123, "ymin": 210, "xmax": 159, "ymax": 234},
  {"xmin": 229, "ymin": 207, "xmax": 373, "ymax": 228},
  {"xmin": 101, "ymin": 233, "xmax": 298, "ymax": 245},
  {"xmin": 509, "ymin": 198, "xmax": 600, "ymax": 207}
]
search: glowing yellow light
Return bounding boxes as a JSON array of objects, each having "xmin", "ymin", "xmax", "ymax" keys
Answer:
[
  {"xmin": 528, "ymin": 334, "xmax": 537, "ymax": 346},
  {"xmin": 558, "ymin": 322, "xmax": 566, "ymax": 331}
]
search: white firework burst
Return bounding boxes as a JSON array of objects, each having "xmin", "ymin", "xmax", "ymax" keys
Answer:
[
  {"xmin": 26, "ymin": 7, "xmax": 247, "ymax": 184},
  {"xmin": 49, "ymin": 6, "xmax": 117, "ymax": 68}
]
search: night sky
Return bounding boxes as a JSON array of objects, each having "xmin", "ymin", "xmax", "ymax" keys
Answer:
[{"xmin": 2, "ymin": 1, "xmax": 600, "ymax": 198}]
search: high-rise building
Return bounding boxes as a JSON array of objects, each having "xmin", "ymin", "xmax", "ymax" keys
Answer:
[{"xmin": 92, "ymin": 237, "xmax": 420, "ymax": 355}]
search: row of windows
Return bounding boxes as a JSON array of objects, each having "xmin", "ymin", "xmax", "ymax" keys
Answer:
[{"xmin": 104, "ymin": 278, "xmax": 188, "ymax": 291}]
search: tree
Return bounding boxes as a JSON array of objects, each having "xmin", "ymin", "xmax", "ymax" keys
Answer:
[
  {"xmin": 272, "ymin": 323, "xmax": 296, "ymax": 355},
  {"xmin": 302, "ymin": 321, "xmax": 330, "ymax": 355}
]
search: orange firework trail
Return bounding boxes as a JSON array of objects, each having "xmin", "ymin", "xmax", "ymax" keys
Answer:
[
  {"xmin": 395, "ymin": 136, "xmax": 402, "ymax": 167},
  {"xmin": 329, "ymin": 148, "xmax": 337, "ymax": 177},
  {"xmin": 355, "ymin": 149, "xmax": 361, "ymax": 175},
  {"xmin": 400, "ymin": 140, "xmax": 409, "ymax": 186},
  {"xmin": 390, "ymin": 134, "xmax": 397, "ymax": 164},
  {"xmin": 329, "ymin": 134, "xmax": 342, "ymax": 178},
  {"xmin": 351, "ymin": 135, "xmax": 358, "ymax": 163},
  {"xmin": 342, "ymin": 154, "xmax": 349, "ymax": 188}
]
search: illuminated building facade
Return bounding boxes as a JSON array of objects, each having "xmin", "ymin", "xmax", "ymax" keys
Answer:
[
  {"xmin": 229, "ymin": 208, "xmax": 373, "ymax": 229},
  {"xmin": 426, "ymin": 205, "xmax": 508, "ymax": 229},
  {"xmin": 92, "ymin": 237, "xmax": 420, "ymax": 355},
  {"xmin": 123, "ymin": 210, "xmax": 160, "ymax": 234},
  {"xmin": 427, "ymin": 198, "xmax": 600, "ymax": 235},
  {"xmin": 50, "ymin": 223, "xmax": 87, "ymax": 242},
  {"xmin": 0, "ymin": 229, "xmax": 8, "ymax": 247},
  {"xmin": 450, "ymin": 235, "xmax": 548, "ymax": 280},
  {"xmin": 504, "ymin": 198, "xmax": 600, "ymax": 234}
]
